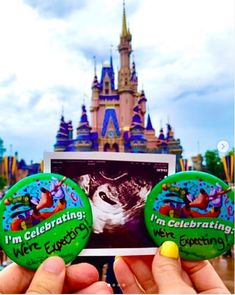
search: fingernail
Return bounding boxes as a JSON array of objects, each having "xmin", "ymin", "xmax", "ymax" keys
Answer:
[
  {"xmin": 115, "ymin": 256, "xmax": 121, "ymax": 260},
  {"xmin": 42, "ymin": 256, "xmax": 65, "ymax": 273},
  {"xmin": 160, "ymin": 241, "xmax": 179, "ymax": 259}
]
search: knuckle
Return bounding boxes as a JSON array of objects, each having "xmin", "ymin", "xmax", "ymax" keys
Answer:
[
  {"xmin": 156, "ymin": 261, "xmax": 179, "ymax": 273},
  {"xmin": 26, "ymin": 284, "xmax": 54, "ymax": 294}
]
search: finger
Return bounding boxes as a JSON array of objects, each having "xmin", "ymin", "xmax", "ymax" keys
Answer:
[
  {"xmin": 182, "ymin": 260, "xmax": 230, "ymax": 294},
  {"xmin": 26, "ymin": 256, "xmax": 66, "ymax": 294},
  {"xmin": 0, "ymin": 263, "xmax": 34, "ymax": 293},
  {"xmin": 63, "ymin": 263, "xmax": 99, "ymax": 293},
  {"xmin": 76, "ymin": 281, "xmax": 113, "ymax": 294},
  {"xmin": 113, "ymin": 257, "xmax": 144, "ymax": 294},
  {"xmin": 121, "ymin": 256, "xmax": 158, "ymax": 294},
  {"xmin": 153, "ymin": 241, "xmax": 195, "ymax": 294}
]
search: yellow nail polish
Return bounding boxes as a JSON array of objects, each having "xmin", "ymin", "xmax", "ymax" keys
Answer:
[
  {"xmin": 160, "ymin": 241, "xmax": 179, "ymax": 259},
  {"xmin": 115, "ymin": 256, "xmax": 121, "ymax": 260}
]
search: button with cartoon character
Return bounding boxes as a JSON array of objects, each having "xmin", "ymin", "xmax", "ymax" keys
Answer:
[
  {"xmin": 0, "ymin": 173, "xmax": 93, "ymax": 269},
  {"xmin": 144, "ymin": 171, "xmax": 234, "ymax": 260}
]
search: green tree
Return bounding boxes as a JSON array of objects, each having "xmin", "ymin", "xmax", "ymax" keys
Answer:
[
  {"xmin": 228, "ymin": 148, "xmax": 235, "ymax": 156},
  {"xmin": 204, "ymin": 149, "xmax": 225, "ymax": 180},
  {"xmin": 0, "ymin": 175, "xmax": 6, "ymax": 190}
]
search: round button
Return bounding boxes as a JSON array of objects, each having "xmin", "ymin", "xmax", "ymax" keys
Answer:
[
  {"xmin": 144, "ymin": 171, "xmax": 234, "ymax": 260},
  {"xmin": 217, "ymin": 140, "xmax": 230, "ymax": 153},
  {"xmin": 0, "ymin": 173, "xmax": 93, "ymax": 269}
]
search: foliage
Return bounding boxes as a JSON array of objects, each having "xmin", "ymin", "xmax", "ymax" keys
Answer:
[
  {"xmin": 0, "ymin": 175, "xmax": 6, "ymax": 190},
  {"xmin": 204, "ymin": 149, "xmax": 226, "ymax": 180},
  {"xmin": 228, "ymin": 148, "xmax": 235, "ymax": 156}
]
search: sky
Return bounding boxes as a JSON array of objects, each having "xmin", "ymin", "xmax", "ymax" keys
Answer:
[{"xmin": 0, "ymin": 0, "xmax": 234, "ymax": 164}]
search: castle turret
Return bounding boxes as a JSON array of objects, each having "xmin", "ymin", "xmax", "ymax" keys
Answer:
[
  {"xmin": 129, "ymin": 105, "xmax": 146, "ymax": 153},
  {"xmin": 138, "ymin": 90, "xmax": 147, "ymax": 125},
  {"xmin": 145, "ymin": 113, "xmax": 157, "ymax": 152},
  {"xmin": 166, "ymin": 123, "xmax": 174, "ymax": 139},
  {"xmin": 166, "ymin": 124, "xmax": 183, "ymax": 155},
  {"xmin": 130, "ymin": 61, "xmax": 138, "ymax": 93},
  {"xmin": 54, "ymin": 115, "xmax": 74, "ymax": 151},
  {"xmin": 75, "ymin": 105, "xmax": 93, "ymax": 151},
  {"xmin": 157, "ymin": 128, "xmax": 168, "ymax": 154},
  {"xmin": 100, "ymin": 59, "xmax": 115, "ymax": 95}
]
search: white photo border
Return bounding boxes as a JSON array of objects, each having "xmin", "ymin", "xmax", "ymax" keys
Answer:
[{"xmin": 44, "ymin": 152, "xmax": 176, "ymax": 256}]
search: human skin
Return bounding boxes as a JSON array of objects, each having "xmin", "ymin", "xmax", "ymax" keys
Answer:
[
  {"xmin": 114, "ymin": 241, "xmax": 230, "ymax": 294},
  {"xmin": 0, "ymin": 256, "xmax": 113, "ymax": 294}
]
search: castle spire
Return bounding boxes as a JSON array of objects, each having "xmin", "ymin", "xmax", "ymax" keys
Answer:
[
  {"xmin": 61, "ymin": 105, "xmax": 64, "ymax": 117},
  {"xmin": 110, "ymin": 45, "xmax": 113, "ymax": 69},
  {"xmin": 92, "ymin": 56, "xmax": 100, "ymax": 89},
  {"xmin": 93, "ymin": 55, "xmax": 97, "ymax": 77},
  {"xmin": 146, "ymin": 114, "xmax": 154, "ymax": 131},
  {"xmin": 121, "ymin": 0, "xmax": 128, "ymax": 38}
]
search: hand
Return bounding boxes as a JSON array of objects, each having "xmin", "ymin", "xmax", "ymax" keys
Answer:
[
  {"xmin": 0, "ymin": 256, "xmax": 113, "ymax": 294},
  {"xmin": 114, "ymin": 241, "xmax": 230, "ymax": 294}
]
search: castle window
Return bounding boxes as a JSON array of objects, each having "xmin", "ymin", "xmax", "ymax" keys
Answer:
[{"xmin": 105, "ymin": 81, "xmax": 109, "ymax": 94}]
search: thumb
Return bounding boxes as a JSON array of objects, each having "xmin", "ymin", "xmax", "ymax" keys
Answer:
[
  {"xmin": 26, "ymin": 256, "xmax": 66, "ymax": 294},
  {"xmin": 152, "ymin": 241, "xmax": 195, "ymax": 294}
]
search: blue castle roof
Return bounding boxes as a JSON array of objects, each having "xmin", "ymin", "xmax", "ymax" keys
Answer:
[
  {"xmin": 73, "ymin": 105, "xmax": 99, "ymax": 151},
  {"xmin": 159, "ymin": 128, "xmax": 165, "ymax": 140},
  {"xmin": 131, "ymin": 105, "xmax": 144, "ymax": 130},
  {"xmin": 92, "ymin": 75, "xmax": 101, "ymax": 89},
  {"xmin": 138, "ymin": 90, "xmax": 147, "ymax": 104},
  {"xmin": 77, "ymin": 105, "xmax": 91, "ymax": 130},
  {"xmin": 100, "ymin": 56, "xmax": 115, "ymax": 91},
  {"xmin": 146, "ymin": 114, "xmax": 154, "ymax": 130},
  {"xmin": 128, "ymin": 104, "xmax": 147, "ymax": 152},
  {"xmin": 166, "ymin": 123, "xmax": 174, "ymax": 139},
  {"xmin": 54, "ymin": 115, "xmax": 74, "ymax": 150}
]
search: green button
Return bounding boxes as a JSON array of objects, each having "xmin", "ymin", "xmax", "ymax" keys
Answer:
[
  {"xmin": 0, "ymin": 173, "xmax": 92, "ymax": 269},
  {"xmin": 144, "ymin": 171, "xmax": 234, "ymax": 260}
]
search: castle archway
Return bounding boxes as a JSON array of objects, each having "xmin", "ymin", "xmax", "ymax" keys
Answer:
[
  {"xmin": 104, "ymin": 143, "xmax": 110, "ymax": 151},
  {"xmin": 112, "ymin": 143, "xmax": 119, "ymax": 152}
]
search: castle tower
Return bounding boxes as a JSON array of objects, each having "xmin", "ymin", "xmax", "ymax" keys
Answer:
[
  {"xmin": 166, "ymin": 124, "xmax": 183, "ymax": 155},
  {"xmin": 75, "ymin": 105, "xmax": 93, "ymax": 151},
  {"xmin": 145, "ymin": 114, "xmax": 157, "ymax": 151},
  {"xmin": 90, "ymin": 57, "xmax": 100, "ymax": 131},
  {"xmin": 118, "ymin": 0, "xmax": 135, "ymax": 130},
  {"xmin": 129, "ymin": 105, "xmax": 146, "ymax": 153},
  {"xmin": 54, "ymin": 115, "xmax": 74, "ymax": 151},
  {"xmin": 138, "ymin": 90, "xmax": 147, "ymax": 125},
  {"xmin": 157, "ymin": 128, "xmax": 168, "ymax": 153},
  {"xmin": 130, "ymin": 60, "xmax": 138, "ymax": 93}
]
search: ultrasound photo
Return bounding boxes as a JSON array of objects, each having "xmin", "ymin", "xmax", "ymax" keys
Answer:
[{"xmin": 44, "ymin": 152, "xmax": 175, "ymax": 255}]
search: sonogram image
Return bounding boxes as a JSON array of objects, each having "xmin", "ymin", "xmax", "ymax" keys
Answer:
[{"xmin": 77, "ymin": 171, "xmax": 152, "ymax": 234}]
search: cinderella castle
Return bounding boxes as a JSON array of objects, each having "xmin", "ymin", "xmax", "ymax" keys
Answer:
[{"xmin": 54, "ymin": 2, "xmax": 183, "ymax": 162}]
